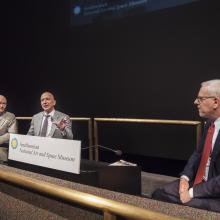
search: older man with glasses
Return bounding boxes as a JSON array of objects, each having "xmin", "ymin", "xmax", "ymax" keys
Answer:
[
  {"xmin": 152, "ymin": 79, "xmax": 220, "ymax": 213},
  {"xmin": 0, "ymin": 95, "xmax": 17, "ymax": 162}
]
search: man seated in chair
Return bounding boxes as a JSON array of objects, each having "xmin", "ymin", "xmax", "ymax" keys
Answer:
[
  {"xmin": 27, "ymin": 91, "xmax": 73, "ymax": 139},
  {"xmin": 0, "ymin": 95, "xmax": 17, "ymax": 162},
  {"xmin": 152, "ymin": 79, "xmax": 220, "ymax": 213}
]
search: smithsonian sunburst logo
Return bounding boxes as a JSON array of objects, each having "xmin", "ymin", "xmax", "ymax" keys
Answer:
[{"xmin": 11, "ymin": 138, "xmax": 18, "ymax": 149}]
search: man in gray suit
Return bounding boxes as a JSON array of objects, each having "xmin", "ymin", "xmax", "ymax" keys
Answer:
[
  {"xmin": 0, "ymin": 95, "xmax": 17, "ymax": 146},
  {"xmin": 0, "ymin": 95, "xmax": 17, "ymax": 162},
  {"xmin": 27, "ymin": 92, "xmax": 73, "ymax": 139}
]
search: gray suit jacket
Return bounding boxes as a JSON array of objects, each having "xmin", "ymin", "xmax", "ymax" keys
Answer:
[
  {"xmin": 27, "ymin": 110, "xmax": 73, "ymax": 139},
  {"xmin": 0, "ymin": 111, "xmax": 17, "ymax": 145}
]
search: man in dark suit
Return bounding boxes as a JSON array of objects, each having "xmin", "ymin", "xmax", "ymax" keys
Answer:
[
  {"xmin": 152, "ymin": 79, "xmax": 220, "ymax": 212},
  {"xmin": 27, "ymin": 91, "xmax": 73, "ymax": 139}
]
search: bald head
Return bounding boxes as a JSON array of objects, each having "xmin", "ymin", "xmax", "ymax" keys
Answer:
[
  {"xmin": 40, "ymin": 91, "xmax": 56, "ymax": 113},
  {"xmin": 41, "ymin": 91, "xmax": 55, "ymax": 100},
  {"xmin": 0, "ymin": 95, "xmax": 7, "ymax": 113}
]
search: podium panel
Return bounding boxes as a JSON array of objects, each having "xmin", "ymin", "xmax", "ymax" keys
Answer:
[
  {"xmin": 8, "ymin": 159, "xmax": 141, "ymax": 196},
  {"xmin": 99, "ymin": 166, "xmax": 141, "ymax": 195}
]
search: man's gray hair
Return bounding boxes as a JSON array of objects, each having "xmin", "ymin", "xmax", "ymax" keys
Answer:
[{"xmin": 201, "ymin": 79, "xmax": 220, "ymax": 97}]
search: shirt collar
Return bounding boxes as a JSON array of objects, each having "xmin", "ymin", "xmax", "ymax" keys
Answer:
[
  {"xmin": 214, "ymin": 117, "xmax": 220, "ymax": 130},
  {"xmin": 44, "ymin": 109, "xmax": 55, "ymax": 117},
  {"xmin": 0, "ymin": 111, "xmax": 5, "ymax": 117}
]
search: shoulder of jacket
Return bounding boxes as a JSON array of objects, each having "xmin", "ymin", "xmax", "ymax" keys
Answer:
[
  {"xmin": 33, "ymin": 112, "xmax": 44, "ymax": 118},
  {"xmin": 55, "ymin": 110, "xmax": 68, "ymax": 117},
  {"xmin": 5, "ymin": 111, "xmax": 16, "ymax": 119}
]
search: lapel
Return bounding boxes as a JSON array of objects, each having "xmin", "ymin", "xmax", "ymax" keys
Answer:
[
  {"xmin": 0, "ymin": 112, "xmax": 7, "ymax": 128},
  {"xmin": 36, "ymin": 112, "xmax": 44, "ymax": 136},
  {"xmin": 0, "ymin": 118, "xmax": 7, "ymax": 128},
  {"xmin": 49, "ymin": 110, "xmax": 59, "ymax": 137},
  {"xmin": 197, "ymin": 122, "xmax": 210, "ymax": 152},
  {"xmin": 211, "ymin": 130, "xmax": 220, "ymax": 160}
]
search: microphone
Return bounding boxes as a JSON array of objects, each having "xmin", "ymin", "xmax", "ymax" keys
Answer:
[{"xmin": 81, "ymin": 145, "xmax": 122, "ymax": 156}]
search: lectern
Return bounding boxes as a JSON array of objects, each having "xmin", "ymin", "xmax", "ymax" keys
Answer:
[
  {"xmin": 8, "ymin": 159, "xmax": 141, "ymax": 196},
  {"xmin": 79, "ymin": 159, "xmax": 141, "ymax": 195}
]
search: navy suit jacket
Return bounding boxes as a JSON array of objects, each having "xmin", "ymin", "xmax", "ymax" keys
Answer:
[{"xmin": 181, "ymin": 121, "xmax": 220, "ymax": 198}]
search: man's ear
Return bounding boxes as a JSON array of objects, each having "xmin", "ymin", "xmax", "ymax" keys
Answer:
[
  {"xmin": 213, "ymin": 97, "xmax": 220, "ymax": 109},
  {"xmin": 54, "ymin": 100, "xmax": 56, "ymax": 106}
]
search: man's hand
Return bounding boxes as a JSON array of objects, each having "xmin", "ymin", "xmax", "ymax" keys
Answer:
[
  {"xmin": 179, "ymin": 178, "xmax": 189, "ymax": 194},
  {"xmin": 53, "ymin": 117, "xmax": 68, "ymax": 131},
  {"xmin": 180, "ymin": 191, "xmax": 192, "ymax": 203}
]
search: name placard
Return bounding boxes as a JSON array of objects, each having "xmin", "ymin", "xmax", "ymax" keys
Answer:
[{"xmin": 9, "ymin": 134, "xmax": 81, "ymax": 174}]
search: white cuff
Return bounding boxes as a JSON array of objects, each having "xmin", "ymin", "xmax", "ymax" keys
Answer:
[
  {"xmin": 180, "ymin": 175, "xmax": 190, "ymax": 182},
  {"xmin": 189, "ymin": 188, "xmax": 194, "ymax": 198}
]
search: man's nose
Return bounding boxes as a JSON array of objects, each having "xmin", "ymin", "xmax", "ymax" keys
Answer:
[{"xmin": 194, "ymin": 99, "xmax": 199, "ymax": 105}]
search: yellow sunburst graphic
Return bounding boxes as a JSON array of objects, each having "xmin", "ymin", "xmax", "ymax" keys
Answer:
[{"xmin": 11, "ymin": 138, "xmax": 18, "ymax": 149}]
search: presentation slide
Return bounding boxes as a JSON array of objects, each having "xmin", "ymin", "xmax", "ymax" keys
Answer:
[{"xmin": 71, "ymin": 0, "xmax": 199, "ymax": 26}]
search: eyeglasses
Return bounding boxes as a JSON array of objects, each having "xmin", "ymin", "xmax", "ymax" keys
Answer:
[{"xmin": 195, "ymin": 96, "xmax": 216, "ymax": 103}]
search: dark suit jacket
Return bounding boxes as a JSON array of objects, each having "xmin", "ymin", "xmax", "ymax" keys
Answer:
[{"xmin": 181, "ymin": 121, "xmax": 220, "ymax": 198}]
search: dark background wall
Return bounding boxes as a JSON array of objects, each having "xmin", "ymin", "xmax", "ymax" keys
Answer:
[{"xmin": 5, "ymin": 0, "xmax": 220, "ymax": 176}]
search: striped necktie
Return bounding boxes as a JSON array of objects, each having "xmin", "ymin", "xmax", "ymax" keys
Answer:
[
  {"xmin": 40, "ymin": 114, "xmax": 50, "ymax": 137},
  {"xmin": 194, "ymin": 123, "xmax": 215, "ymax": 185}
]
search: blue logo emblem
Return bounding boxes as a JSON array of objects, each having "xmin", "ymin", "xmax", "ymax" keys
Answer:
[{"xmin": 73, "ymin": 6, "xmax": 81, "ymax": 15}]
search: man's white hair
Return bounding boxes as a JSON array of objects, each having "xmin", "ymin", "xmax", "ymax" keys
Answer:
[{"xmin": 201, "ymin": 79, "xmax": 220, "ymax": 97}]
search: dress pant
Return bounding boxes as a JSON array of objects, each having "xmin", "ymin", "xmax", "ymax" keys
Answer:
[
  {"xmin": 152, "ymin": 179, "xmax": 220, "ymax": 213},
  {"xmin": 0, "ymin": 145, "xmax": 8, "ymax": 163}
]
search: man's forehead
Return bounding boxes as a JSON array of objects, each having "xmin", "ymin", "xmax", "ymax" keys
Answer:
[
  {"xmin": 0, "ymin": 95, "xmax": 7, "ymax": 102},
  {"xmin": 41, "ymin": 92, "xmax": 54, "ymax": 99},
  {"xmin": 199, "ymin": 86, "xmax": 209, "ymax": 94}
]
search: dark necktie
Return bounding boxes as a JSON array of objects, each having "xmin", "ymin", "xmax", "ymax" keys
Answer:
[
  {"xmin": 194, "ymin": 123, "xmax": 215, "ymax": 185},
  {"xmin": 40, "ymin": 114, "xmax": 50, "ymax": 137}
]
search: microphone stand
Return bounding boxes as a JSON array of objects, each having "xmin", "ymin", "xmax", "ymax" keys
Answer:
[{"xmin": 81, "ymin": 145, "xmax": 122, "ymax": 156}]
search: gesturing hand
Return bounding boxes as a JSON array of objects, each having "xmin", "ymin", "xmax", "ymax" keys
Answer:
[{"xmin": 53, "ymin": 117, "xmax": 68, "ymax": 131}]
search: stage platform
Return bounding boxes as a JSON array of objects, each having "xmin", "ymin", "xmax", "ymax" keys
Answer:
[{"xmin": 0, "ymin": 164, "xmax": 219, "ymax": 219}]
